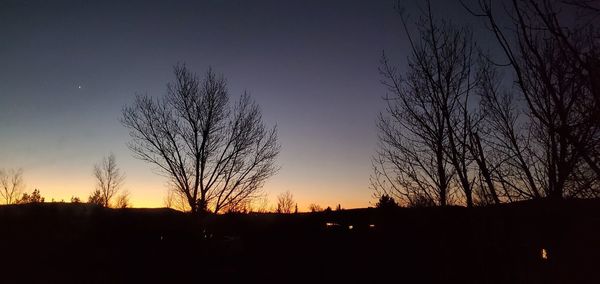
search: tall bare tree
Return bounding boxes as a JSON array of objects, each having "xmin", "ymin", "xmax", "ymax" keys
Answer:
[
  {"xmin": 0, "ymin": 168, "xmax": 25, "ymax": 205},
  {"xmin": 372, "ymin": 2, "xmax": 482, "ymax": 207},
  {"xmin": 121, "ymin": 64, "xmax": 280, "ymax": 214},
  {"xmin": 468, "ymin": 0, "xmax": 600, "ymax": 199},
  {"xmin": 375, "ymin": 0, "xmax": 600, "ymax": 206},
  {"xmin": 93, "ymin": 153, "xmax": 126, "ymax": 207},
  {"xmin": 475, "ymin": 60, "xmax": 543, "ymax": 201}
]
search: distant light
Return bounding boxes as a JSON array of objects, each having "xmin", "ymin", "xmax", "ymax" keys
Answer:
[
  {"xmin": 369, "ymin": 224, "xmax": 375, "ymax": 228},
  {"xmin": 348, "ymin": 225, "xmax": 353, "ymax": 230},
  {"xmin": 325, "ymin": 222, "xmax": 339, "ymax": 227},
  {"xmin": 541, "ymin": 248, "xmax": 548, "ymax": 260},
  {"xmin": 78, "ymin": 85, "xmax": 82, "ymax": 89}
]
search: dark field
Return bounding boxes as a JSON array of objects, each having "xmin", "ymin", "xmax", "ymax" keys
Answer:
[{"xmin": 1, "ymin": 200, "xmax": 599, "ymax": 283}]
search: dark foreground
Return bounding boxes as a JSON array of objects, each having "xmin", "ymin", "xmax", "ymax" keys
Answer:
[{"xmin": 0, "ymin": 200, "xmax": 599, "ymax": 283}]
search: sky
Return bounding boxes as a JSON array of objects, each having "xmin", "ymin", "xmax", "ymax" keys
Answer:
[{"xmin": 0, "ymin": 0, "xmax": 483, "ymax": 210}]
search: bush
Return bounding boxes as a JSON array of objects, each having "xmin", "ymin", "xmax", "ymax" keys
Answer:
[
  {"xmin": 17, "ymin": 189, "xmax": 45, "ymax": 204},
  {"xmin": 376, "ymin": 194, "xmax": 397, "ymax": 209}
]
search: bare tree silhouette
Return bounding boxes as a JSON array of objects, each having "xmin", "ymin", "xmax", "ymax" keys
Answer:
[
  {"xmin": 0, "ymin": 168, "xmax": 25, "ymax": 205},
  {"xmin": 121, "ymin": 64, "xmax": 280, "ymax": 214},
  {"xmin": 372, "ymin": 1, "xmax": 482, "ymax": 207},
  {"xmin": 93, "ymin": 153, "xmax": 126, "ymax": 207},
  {"xmin": 276, "ymin": 191, "xmax": 295, "ymax": 214},
  {"xmin": 308, "ymin": 203, "xmax": 322, "ymax": 212},
  {"xmin": 468, "ymin": 0, "xmax": 600, "ymax": 199},
  {"xmin": 475, "ymin": 60, "xmax": 543, "ymax": 201},
  {"xmin": 373, "ymin": 0, "xmax": 600, "ymax": 206}
]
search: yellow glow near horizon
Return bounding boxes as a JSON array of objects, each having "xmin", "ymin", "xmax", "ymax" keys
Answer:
[{"xmin": 18, "ymin": 167, "xmax": 372, "ymax": 211}]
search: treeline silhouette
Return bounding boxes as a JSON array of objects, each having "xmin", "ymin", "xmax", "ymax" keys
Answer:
[{"xmin": 0, "ymin": 199, "xmax": 598, "ymax": 283}]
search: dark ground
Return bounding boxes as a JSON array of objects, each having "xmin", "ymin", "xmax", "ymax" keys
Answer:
[{"xmin": 0, "ymin": 199, "xmax": 598, "ymax": 283}]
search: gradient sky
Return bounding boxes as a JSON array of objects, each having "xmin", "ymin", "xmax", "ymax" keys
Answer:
[{"xmin": 0, "ymin": 0, "xmax": 484, "ymax": 210}]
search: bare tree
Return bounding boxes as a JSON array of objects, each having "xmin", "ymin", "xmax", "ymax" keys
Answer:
[
  {"xmin": 373, "ymin": 0, "xmax": 600, "ymax": 206},
  {"xmin": 372, "ymin": 1, "xmax": 481, "ymax": 207},
  {"xmin": 0, "ymin": 168, "xmax": 25, "ymax": 205},
  {"xmin": 122, "ymin": 64, "xmax": 280, "ymax": 214},
  {"xmin": 476, "ymin": 60, "xmax": 542, "ymax": 201},
  {"xmin": 308, "ymin": 203, "xmax": 322, "ymax": 212},
  {"xmin": 93, "ymin": 153, "xmax": 126, "ymax": 207},
  {"xmin": 276, "ymin": 191, "xmax": 295, "ymax": 214},
  {"xmin": 468, "ymin": 0, "xmax": 600, "ymax": 199}
]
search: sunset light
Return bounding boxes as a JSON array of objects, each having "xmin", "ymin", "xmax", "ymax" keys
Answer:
[{"xmin": 1, "ymin": 0, "xmax": 598, "ymax": 282}]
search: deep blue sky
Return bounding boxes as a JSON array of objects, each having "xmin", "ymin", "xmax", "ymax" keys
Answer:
[{"xmin": 0, "ymin": 0, "xmax": 484, "ymax": 208}]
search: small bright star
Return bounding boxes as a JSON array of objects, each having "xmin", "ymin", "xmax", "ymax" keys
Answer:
[{"xmin": 78, "ymin": 85, "xmax": 82, "ymax": 89}]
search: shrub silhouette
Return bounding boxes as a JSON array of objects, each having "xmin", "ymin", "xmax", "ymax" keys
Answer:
[
  {"xmin": 17, "ymin": 189, "xmax": 44, "ymax": 204},
  {"xmin": 375, "ymin": 194, "xmax": 397, "ymax": 209},
  {"xmin": 88, "ymin": 190, "xmax": 104, "ymax": 206}
]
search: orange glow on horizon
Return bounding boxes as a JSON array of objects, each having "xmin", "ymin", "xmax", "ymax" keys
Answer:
[{"xmin": 14, "ymin": 171, "xmax": 372, "ymax": 211}]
